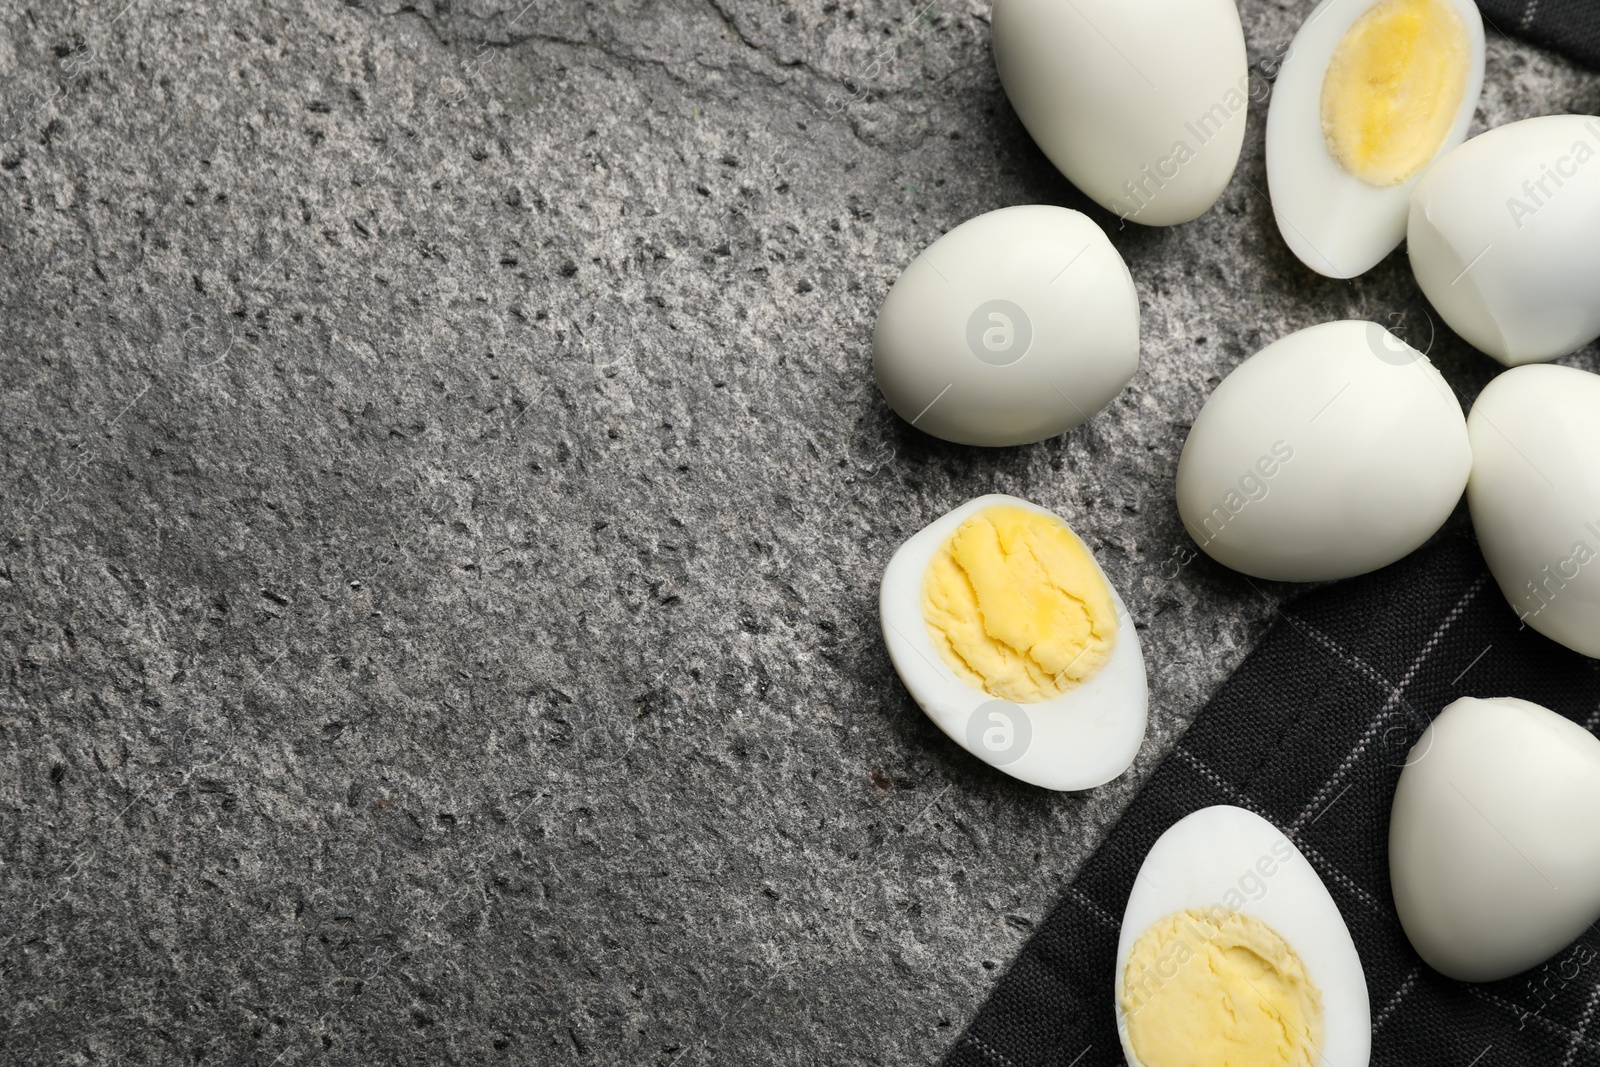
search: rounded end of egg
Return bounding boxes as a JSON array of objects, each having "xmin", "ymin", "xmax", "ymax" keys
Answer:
[
  {"xmin": 1109, "ymin": 182, "xmax": 1232, "ymax": 230},
  {"xmin": 870, "ymin": 206, "xmax": 1140, "ymax": 447},
  {"xmin": 1175, "ymin": 320, "xmax": 1469, "ymax": 583},
  {"xmin": 1466, "ymin": 364, "xmax": 1600, "ymax": 659},
  {"xmin": 1389, "ymin": 696, "xmax": 1600, "ymax": 982},
  {"xmin": 991, "ymin": 0, "xmax": 1247, "ymax": 230}
]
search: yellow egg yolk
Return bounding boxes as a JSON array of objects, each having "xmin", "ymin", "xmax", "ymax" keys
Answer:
[
  {"xmin": 1120, "ymin": 908, "xmax": 1324, "ymax": 1067},
  {"xmin": 920, "ymin": 504, "xmax": 1117, "ymax": 704},
  {"xmin": 1320, "ymin": 0, "xmax": 1470, "ymax": 187}
]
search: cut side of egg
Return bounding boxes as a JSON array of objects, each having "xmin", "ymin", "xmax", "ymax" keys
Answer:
[
  {"xmin": 879, "ymin": 494, "xmax": 1147, "ymax": 791},
  {"xmin": 1410, "ymin": 115, "xmax": 1600, "ymax": 366},
  {"xmin": 1266, "ymin": 0, "xmax": 1485, "ymax": 278},
  {"xmin": 1116, "ymin": 806, "xmax": 1371, "ymax": 1067}
]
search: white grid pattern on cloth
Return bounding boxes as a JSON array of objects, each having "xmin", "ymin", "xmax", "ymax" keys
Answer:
[
  {"xmin": 968, "ymin": 545, "xmax": 1600, "ymax": 1065},
  {"xmin": 1563, "ymin": 981, "xmax": 1600, "ymax": 1067},
  {"xmin": 1289, "ymin": 576, "xmax": 1488, "ymax": 833},
  {"xmin": 1173, "ymin": 579, "xmax": 1458, "ymax": 1046},
  {"xmin": 1064, "ymin": 886, "xmax": 1119, "ymax": 931},
  {"xmin": 1523, "ymin": 0, "xmax": 1544, "ymax": 32},
  {"xmin": 1373, "ymin": 965, "xmax": 1421, "ymax": 1036},
  {"xmin": 1469, "ymin": 986, "xmax": 1600, "ymax": 1054},
  {"xmin": 1285, "ymin": 578, "xmax": 1600, "ymax": 1057},
  {"xmin": 1585, "ymin": 698, "xmax": 1600, "ymax": 732},
  {"xmin": 1173, "ymin": 746, "xmax": 1383, "ymax": 912},
  {"xmin": 1278, "ymin": 613, "xmax": 1423, "ymax": 720},
  {"xmin": 961, "ymin": 1031, "xmax": 1024, "ymax": 1067}
]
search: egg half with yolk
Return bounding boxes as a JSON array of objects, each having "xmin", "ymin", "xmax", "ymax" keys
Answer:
[
  {"xmin": 1266, "ymin": 0, "xmax": 1485, "ymax": 278},
  {"xmin": 1116, "ymin": 806, "xmax": 1371, "ymax": 1067},
  {"xmin": 879, "ymin": 494, "xmax": 1147, "ymax": 790}
]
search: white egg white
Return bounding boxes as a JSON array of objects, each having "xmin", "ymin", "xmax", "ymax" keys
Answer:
[
  {"xmin": 1410, "ymin": 115, "xmax": 1600, "ymax": 366},
  {"xmin": 1176, "ymin": 320, "xmax": 1471, "ymax": 582},
  {"xmin": 1115, "ymin": 805, "xmax": 1371, "ymax": 1067},
  {"xmin": 1467, "ymin": 364, "xmax": 1600, "ymax": 658},
  {"xmin": 1390, "ymin": 697, "xmax": 1600, "ymax": 982},
  {"xmin": 993, "ymin": 0, "xmax": 1248, "ymax": 226},
  {"xmin": 1266, "ymin": 0, "xmax": 1485, "ymax": 279},
  {"xmin": 872, "ymin": 205, "xmax": 1140, "ymax": 448},
  {"xmin": 878, "ymin": 494, "xmax": 1147, "ymax": 791}
]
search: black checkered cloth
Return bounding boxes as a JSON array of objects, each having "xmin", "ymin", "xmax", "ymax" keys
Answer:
[
  {"xmin": 1480, "ymin": 0, "xmax": 1600, "ymax": 69},
  {"xmin": 942, "ymin": 534, "xmax": 1600, "ymax": 1067}
]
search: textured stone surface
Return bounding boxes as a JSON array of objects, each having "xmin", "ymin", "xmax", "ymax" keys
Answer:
[{"xmin": 1, "ymin": 1, "xmax": 1597, "ymax": 1064}]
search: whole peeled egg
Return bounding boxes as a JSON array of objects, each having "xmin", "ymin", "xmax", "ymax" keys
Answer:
[
  {"xmin": 1410, "ymin": 115, "xmax": 1600, "ymax": 366},
  {"xmin": 1116, "ymin": 806, "xmax": 1370, "ymax": 1067},
  {"xmin": 1390, "ymin": 696, "xmax": 1600, "ymax": 982},
  {"xmin": 1266, "ymin": 0, "xmax": 1485, "ymax": 278},
  {"xmin": 879, "ymin": 494, "xmax": 1147, "ymax": 790},
  {"xmin": 872, "ymin": 206, "xmax": 1139, "ymax": 447},
  {"xmin": 1467, "ymin": 364, "xmax": 1600, "ymax": 658},
  {"xmin": 992, "ymin": 0, "xmax": 1248, "ymax": 226},
  {"xmin": 1176, "ymin": 320, "xmax": 1470, "ymax": 581}
]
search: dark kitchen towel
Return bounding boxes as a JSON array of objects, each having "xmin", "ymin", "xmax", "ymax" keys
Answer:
[
  {"xmin": 1481, "ymin": 0, "xmax": 1600, "ymax": 69},
  {"xmin": 943, "ymin": 534, "xmax": 1600, "ymax": 1067}
]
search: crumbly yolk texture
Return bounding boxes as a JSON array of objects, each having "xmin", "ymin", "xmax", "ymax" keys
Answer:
[
  {"xmin": 1120, "ymin": 908, "xmax": 1324, "ymax": 1067},
  {"xmin": 920, "ymin": 505, "xmax": 1117, "ymax": 704},
  {"xmin": 1320, "ymin": 0, "xmax": 1470, "ymax": 187}
]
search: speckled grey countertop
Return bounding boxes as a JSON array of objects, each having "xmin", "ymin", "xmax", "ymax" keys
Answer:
[{"xmin": 2, "ymin": 1, "xmax": 1597, "ymax": 1064}]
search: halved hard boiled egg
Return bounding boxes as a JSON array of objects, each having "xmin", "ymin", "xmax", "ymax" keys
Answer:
[
  {"xmin": 1116, "ymin": 806, "xmax": 1371, "ymax": 1067},
  {"xmin": 1266, "ymin": 0, "xmax": 1485, "ymax": 278},
  {"xmin": 879, "ymin": 494, "xmax": 1147, "ymax": 790}
]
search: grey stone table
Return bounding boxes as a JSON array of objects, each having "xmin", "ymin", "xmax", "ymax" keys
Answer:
[{"xmin": 2, "ymin": 1, "xmax": 1597, "ymax": 1063}]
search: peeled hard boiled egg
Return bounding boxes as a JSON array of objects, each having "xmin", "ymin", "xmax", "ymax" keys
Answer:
[
  {"xmin": 1176, "ymin": 320, "xmax": 1470, "ymax": 581},
  {"xmin": 1116, "ymin": 805, "xmax": 1370, "ymax": 1067},
  {"xmin": 992, "ymin": 0, "xmax": 1248, "ymax": 226},
  {"xmin": 879, "ymin": 494, "xmax": 1147, "ymax": 790},
  {"xmin": 1390, "ymin": 696, "xmax": 1600, "ymax": 982},
  {"xmin": 872, "ymin": 206, "xmax": 1139, "ymax": 447},
  {"xmin": 1266, "ymin": 0, "xmax": 1485, "ymax": 278},
  {"xmin": 1467, "ymin": 364, "xmax": 1600, "ymax": 658},
  {"xmin": 1410, "ymin": 115, "xmax": 1600, "ymax": 366}
]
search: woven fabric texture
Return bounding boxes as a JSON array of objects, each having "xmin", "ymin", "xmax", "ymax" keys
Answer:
[
  {"xmin": 1481, "ymin": 0, "xmax": 1600, "ymax": 69},
  {"xmin": 943, "ymin": 534, "xmax": 1600, "ymax": 1067}
]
